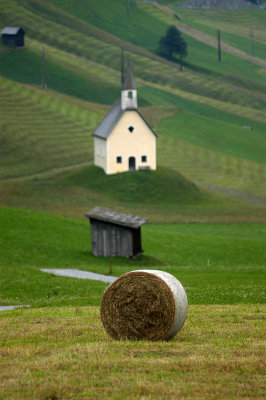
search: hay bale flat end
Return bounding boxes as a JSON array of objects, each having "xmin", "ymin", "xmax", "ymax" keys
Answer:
[{"xmin": 100, "ymin": 270, "xmax": 188, "ymax": 341}]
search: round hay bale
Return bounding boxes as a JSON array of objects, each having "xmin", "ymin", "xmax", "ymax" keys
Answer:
[{"xmin": 100, "ymin": 270, "xmax": 188, "ymax": 341}]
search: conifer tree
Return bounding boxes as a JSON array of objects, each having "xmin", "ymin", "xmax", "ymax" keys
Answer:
[{"xmin": 158, "ymin": 26, "xmax": 187, "ymax": 62}]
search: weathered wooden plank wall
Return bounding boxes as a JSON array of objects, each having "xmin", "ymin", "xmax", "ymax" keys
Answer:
[{"xmin": 90, "ymin": 220, "xmax": 133, "ymax": 257}]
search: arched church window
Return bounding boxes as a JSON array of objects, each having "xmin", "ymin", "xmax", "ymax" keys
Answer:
[{"xmin": 128, "ymin": 91, "xmax": 133, "ymax": 99}]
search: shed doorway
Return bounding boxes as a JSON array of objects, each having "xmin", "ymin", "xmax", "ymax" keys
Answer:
[{"xmin": 129, "ymin": 156, "xmax": 136, "ymax": 171}]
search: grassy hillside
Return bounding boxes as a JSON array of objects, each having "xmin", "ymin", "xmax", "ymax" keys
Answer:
[
  {"xmin": 0, "ymin": 45, "xmax": 119, "ymax": 104},
  {"xmin": 179, "ymin": 15, "xmax": 266, "ymax": 60},
  {"xmin": 1, "ymin": 0, "xmax": 266, "ymax": 101},
  {"xmin": 0, "ymin": 74, "xmax": 265, "ymax": 192},
  {"xmin": 42, "ymin": 0, "xmax": 168, "ymax": 52},
  {"xmin": 0, "ymin": 0, "xmax": 265, "ymax": 219},
  {"xmin": 0, "ymin": 76, "xmax": 102, "ymax": 179},
  {"xmin": 159, "ymin": 109, "xmax": 266, "ymax": 163},
  {"xmin": 176, "ymin": 8, "xmax": 266, "ymax": 45},
  {"xmin": 57, "ymin": 166, "xmax": 209, "ymax": 205}
]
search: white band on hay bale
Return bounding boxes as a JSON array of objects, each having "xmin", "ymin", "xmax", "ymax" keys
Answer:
[{"xmin": 100, "ymin": 270, "xmax": 188, "ymax": 341}]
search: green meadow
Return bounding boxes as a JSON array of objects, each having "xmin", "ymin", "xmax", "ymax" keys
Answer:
[
  {"xmin": 0, "ymin": 0, "xmax": 265, "ymax": 398},
  {"xmin": 1, "ymin": 207, "xmax": 265, "ymax": 307}
]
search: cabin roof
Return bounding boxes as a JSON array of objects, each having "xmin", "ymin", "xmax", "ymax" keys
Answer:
[
  {"xmin": 86, "ymin": 207, "xmax": 147, "ymax": 229},
  {"xmin": 92, "ymin": 102, "xmax": 157, "ymax": 139},
  {"xmin": 1, "ymin": 27, "xmax": 24, "ymax": 35}
]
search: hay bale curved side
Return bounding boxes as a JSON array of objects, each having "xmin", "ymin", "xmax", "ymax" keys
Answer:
[{"xmin": 100, "ymin": 270, "xmax": 188, "ymax": 341}]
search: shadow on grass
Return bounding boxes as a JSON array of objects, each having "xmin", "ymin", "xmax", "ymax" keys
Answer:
[{"xmin": 78, "ymin": 251, "xmax": 166, "ymax": 270}]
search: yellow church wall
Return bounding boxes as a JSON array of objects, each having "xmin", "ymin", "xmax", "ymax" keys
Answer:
[
  {"xmin": 94, "ymin": 137, "xmax": 108, "ymax": 173},
  {"xmin": 107, "ymin": 110, "xmax": 156, "ymax": 175}
]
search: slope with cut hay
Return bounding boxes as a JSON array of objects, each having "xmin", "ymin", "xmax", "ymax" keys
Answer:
[
  {"xmin": 1, "ymin": 0, "xmax": 266, "ymax": 103},
  {"xmin": 0, "ymin": 76, "xmax": 103, "ymax": 180},
  {"xmin": 0, "ymin": 0, "xmax": 265, "ymax": 217}
]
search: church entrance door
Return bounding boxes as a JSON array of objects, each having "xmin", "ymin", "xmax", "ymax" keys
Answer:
[{"xmin": 128, "ymin": 156, "xmax": 136, "ymax": 171}]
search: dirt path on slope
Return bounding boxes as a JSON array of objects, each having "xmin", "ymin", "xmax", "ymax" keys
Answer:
[
  {"xmin": 178, "ymin": 25, "xmax": 266, "ymax": 68},
  {"xmin": 199, "ymin": 183, "xmax": 266, "ymax": 206},
  {"xmin": 154, "ymin": 3, "xmax": 266, "ymax": 68}
]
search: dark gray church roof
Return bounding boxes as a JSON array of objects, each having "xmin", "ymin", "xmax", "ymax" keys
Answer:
[
  {"xmin": 92, "ymin": 103, "xmax": 157, "ymax": 139},
  {"xmin": 86, "ymin": 207, "xmax": 147, "ymax": 229},
  {"xmin": 93, "ymin": 102, "xmax": 123, "ymax": 139},
  {"xmin": 93, "ymin": 102, "xmax": 157, "ymax": 139},
  {"xmin": 122, "ymin": 64, "xmax": 136, "ymax": 90},
  {"xmin": 1, "ymin": 27, "xmax": 24, "ymax": 35}
]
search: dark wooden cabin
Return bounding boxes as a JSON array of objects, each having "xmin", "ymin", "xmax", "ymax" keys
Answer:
[
  {"xmin": 1, "ymin": 27, "xmax": 25, "ymax": 48},
  {"xmin": 86, "ymin": 207, "xmax": 147, "ymax": 258}
]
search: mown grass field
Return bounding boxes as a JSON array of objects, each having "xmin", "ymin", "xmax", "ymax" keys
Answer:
[
  {"xmin": 0, "ymin": 305, "xmax": 265, "ymax": 400},
  {"xmin": 0, "ymin": 1, "xmax": 265, "ymax": 398}
]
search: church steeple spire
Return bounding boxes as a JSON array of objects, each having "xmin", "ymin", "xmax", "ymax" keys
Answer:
[
  {"xmin": 121, "ymin": 63, "xmax": 137, "ymax": 110},
  {"xmin": 123, "ymin": 63, "xmax": 136, "ymax": 90}
]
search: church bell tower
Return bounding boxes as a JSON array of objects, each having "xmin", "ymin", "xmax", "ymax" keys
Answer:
[{"xmin": 121, "ymin": 63, "xmax": 138, "ymax": 110}]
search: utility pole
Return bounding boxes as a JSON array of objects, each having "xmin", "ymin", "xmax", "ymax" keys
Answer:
[
  {"xmin": 121, "ymin": 44, "xmax": 125, "ymax": 85},
  {"xmin": 41, "ymin": 44, "xmax": 47, "ymax": 89},
  {"xmin": 250, "ymin": 27, "xmax": 254, "ymax": 57},
  {"xmin": 128, "ymin": 0, "xmax": 133, "ymax": 16},
  {"xmin": 217, "ymin": 29, "xmax": 222, "ymax": 62},
  {"xmin": 179, "ymin": 35, "xmax": 183, "ymax": 71}
]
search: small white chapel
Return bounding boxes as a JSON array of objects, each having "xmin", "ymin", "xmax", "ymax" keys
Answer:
[{"xmin": 93, "ymin": 57, "xmax": 157, "ymax": 175}]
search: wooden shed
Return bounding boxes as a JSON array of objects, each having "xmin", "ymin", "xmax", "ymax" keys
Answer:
[
  {"xmin": 1, "ymin": 27, "xmax": 25, "ymax": 48},
  {"xmin": 86, "ymin": 207, "xmax": 147, "ymax": 258}
]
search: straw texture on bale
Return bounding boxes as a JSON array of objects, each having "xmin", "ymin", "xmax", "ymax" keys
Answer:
[{"xmin": 100, "ymin": 270, "xmax": 188, "ymax": 341}]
